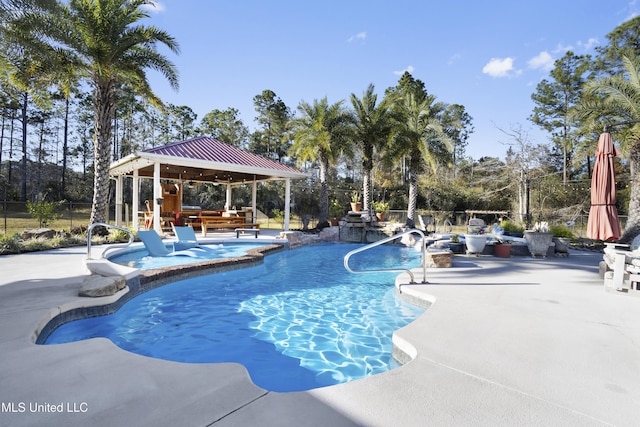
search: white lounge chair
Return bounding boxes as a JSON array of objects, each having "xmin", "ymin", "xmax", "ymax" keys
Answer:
[
  {"xmin": 172, "ymin": 226, "xmax": 220, "ymax": 252},
  {"xmin": 603, "ymin": 235, "xmax": 640, "ymax": 291},
  {"xmin": 138, "ymin": 230, "xmax": 209, "ymax": 257}
]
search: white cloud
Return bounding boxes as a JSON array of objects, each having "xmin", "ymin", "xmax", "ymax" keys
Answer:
[
  {"xmin": 578, "ymin": 37, "xmax": 599, "ymax": 51},
  {"xmin": 393, "ymin": 65, "xmax": 415, "ymax": 76},
  {"xmin": 625, "ymin": 0, "xmax": 639, "ymax": 20},
  {"xmin": 553, "ymin": 43, "xmax": 573, "ymax": 53},
  {"xmin": 448, "ymin": 53, "xmax": 462, "ymax": 65},
  {"xmin": 528, "ymin": 51, "xmax": 554, "ymax": 71},
  {"xmin": 348, "ymin": 32, "xmax": 367, "ymax": 43},
  {"xmin": 482, "ymin": 57, "xmax": 519, "ymax": 78}
]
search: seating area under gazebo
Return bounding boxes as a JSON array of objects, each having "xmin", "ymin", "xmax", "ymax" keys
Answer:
[{"xmin": 108, "ymin": 136, "xmax": 308, "ymax": 235}]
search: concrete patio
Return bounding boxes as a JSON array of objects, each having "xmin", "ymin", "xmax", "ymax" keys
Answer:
[{"xmin": 0, "ymin": 235, "xmax": 639, "ymax": 426}]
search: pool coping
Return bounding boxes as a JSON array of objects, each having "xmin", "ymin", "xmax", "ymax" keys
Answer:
[{"xmin": 35, "ymin": 243, "xmax": 287, "ymax": 344}]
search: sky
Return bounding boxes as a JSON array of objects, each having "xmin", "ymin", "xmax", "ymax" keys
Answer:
[{"xmin": 141, "ymin": 0, "xmax": 640, "ymax": 160}]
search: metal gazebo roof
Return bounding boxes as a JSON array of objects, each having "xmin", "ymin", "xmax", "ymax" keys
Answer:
[{"xmin": 109, "ymin": 136, "xmax": 307, "ymax": 183}]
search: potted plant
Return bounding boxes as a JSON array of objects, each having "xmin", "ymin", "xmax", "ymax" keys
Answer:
[
  {"xmin": 371, "ymin": 201, "xmax": 389, "ymax": 221},
  {"xmin": 448, "ymin": 234, "xmax": 464, "ymax": 254},
  {"xmin": 464, "ymin": 230, "xmax": 487, "ymax": 256},
  {"xmin": 329, "ymin": 199, "xmax": 344, "ymax": 226},
  {"xmin": 350, "ymin": 191, "xmax": 362, "ymax": 212},
  {"xmin": 499, "ymin": 220, "xmax": 525, "ymax": 238},
  {"xmin": 549, "ymin": 223, "xmax": 574, "ymax": 255},
  {"xmin": 493, "ymin": 237, "xmax": 512, "ymax": 258},
  {"xmin": 524, "ymin": 221, "xmax": 553, "ymax": 258}
]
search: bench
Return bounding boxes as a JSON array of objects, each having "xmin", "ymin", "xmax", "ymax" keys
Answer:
[
  {"xmin": 235, "ymin": 228, "xmax": 260, "ymax": 238},
  {"xmin": 201, "ymin": 220, "xmax": 260, "ymax": 236}
]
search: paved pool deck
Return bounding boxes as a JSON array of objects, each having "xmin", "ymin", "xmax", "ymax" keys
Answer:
[{"xmin": 1, "ymin": 233, "xmax": 639, "ymax": 426}]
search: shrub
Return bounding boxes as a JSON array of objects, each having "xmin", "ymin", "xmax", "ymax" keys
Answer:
[
  {"xmin": 26, "ymin": 196, "xmax": 65, "ymax": 228},
  {"xmin": 329, "ymin": 199, "xmax": 344, "ymax": 218},
  {"xmin": 499, "ymin": 220, "xmax": 524, "ymax": 233},
  {"xmin": 549, "ymin": 224, "xmax": 574, "ymax": 238},
  {"xmin": 108, "ymin": 229, "xmax": 131, "ymax": 243},
  {"xmin": 0, "ymin": 233, "xmax": 21, "ymax": 254},
  {"xmin": 371, "ymin": 201, "xmax": 389, "ymax": 212}
]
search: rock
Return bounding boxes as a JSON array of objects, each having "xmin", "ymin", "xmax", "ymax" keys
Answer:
[
  {"xmin": 426, "ymin": 249, "xmax": 452, "ymax": 268},
  {"xmin": 79, "ymin": 275, "xmax": 126, "ymax": 297},
  {"xmin": 21, "ymin": 228, "xmax": 57, "ymax": 240},
  {"xmin": 318, "ymin": 226, "xmax": 339, "ymax": 242},
  {"xmin": 277, "ymin": 229, "xmax": 339, "ymax": 248}
]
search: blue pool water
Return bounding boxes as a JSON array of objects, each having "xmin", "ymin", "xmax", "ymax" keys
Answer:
[
  {"xmin": 46, "ymin": 243, "xmax": 425, "ymax": 392},
  {"xmin": 109, "ymin": 242, "xmax": 267, "ymax": 270}
]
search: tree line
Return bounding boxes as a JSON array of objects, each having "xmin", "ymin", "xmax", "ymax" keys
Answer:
[{"xmin": 1, "ymin": 1, "xmax": 639, "ymax": 240}]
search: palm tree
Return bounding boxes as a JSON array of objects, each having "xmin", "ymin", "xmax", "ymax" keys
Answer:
[
  {"xmin": 21, "ymin": 0, "xmax": 179, "ymax": 224},
  {"xmin": 574, "ymin": 54, "xmax": 640, "ymax": 242},
  {"xmin": 290, "ymin": 97, "xmax": 353, "ymax": 227},
  {"xmin": 390, "ymin": 92, "xmax": 454, "ymax": 227},
  {"xmin": 350, "ymin": 84, "xmax": 393, "ymax": 213}
]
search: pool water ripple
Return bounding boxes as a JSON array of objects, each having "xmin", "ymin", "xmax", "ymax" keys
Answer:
[
  {"xmin": 46, "ymin": 243, "xmax": 425, "ymax": 392},
  {"xmin": 109, "ymin": 242, "xmax": 266, "ymax": 269}
]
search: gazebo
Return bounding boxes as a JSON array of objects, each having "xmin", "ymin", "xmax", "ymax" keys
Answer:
[{"xmin": 108, "ymin": 136, "xmax": 308, "ymax": 233}]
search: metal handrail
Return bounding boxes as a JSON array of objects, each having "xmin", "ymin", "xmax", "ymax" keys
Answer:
[
  {"xmin": 87, "ymin": 222, "xmax": 135, "ymax": 260},
  {"xmin": 343, "ymin": 228, "xmax": 428, "ymax": 285}
]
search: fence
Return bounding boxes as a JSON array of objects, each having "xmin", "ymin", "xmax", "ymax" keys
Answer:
[
  {"xmin": 0, "ymin": 201, "xmax": 628, "ymax": 238},
  {"xmin": 1, "ymin": 201, "xmax": 95, "ymax": 235},
  {"xmin": 387, "ymin": 209, "xmax": 628, "ymax": 238},
  {"xmin": 0, "ymin": 201, "xmax": 317, "ymax": 235}
]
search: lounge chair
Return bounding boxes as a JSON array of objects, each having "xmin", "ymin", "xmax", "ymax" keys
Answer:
[
  {"xmin": 603, "ymin": 235, "xmax": 640, "ymax": 291},
  {"xmin": 172, "ymin": 226, "xmax": 219, "ymax": 252},
  {"xmin": 137, "ymin": 230, "xmax": 208, "ymax": 257}
]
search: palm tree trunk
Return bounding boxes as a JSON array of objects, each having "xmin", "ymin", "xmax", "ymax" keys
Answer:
[
  {"xmin": 90, "ymin": 83, "xmax": 115, "ymax": 225},
  {"xmin": 20, "ymin": 92, "xmax": 28, "ymax": 202},
  {"xmin": 407, "ymin": 168, "xmax": 417, "ymax": 228},
  {"xmin": 622, "ymin": 143, "xmax": 640, "ymax": 242},
  {"xmin": 61, "ymin": 96, "xmax": 69, "ymax": 199},
  {"xmin": 363, "ymin": 170, "xmax": 371, "ymax": 213},
  {"xmin": 362, "ymin": 144, "xmax": 373, "ymax": 212}
]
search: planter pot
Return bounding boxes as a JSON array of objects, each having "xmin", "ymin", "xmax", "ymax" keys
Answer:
[
  {"xmin": 350, "ymin": 202, "xmax": 362, "ymax": 212},
  {"xmin": 504, "ymin": 231, "xmax": 524, "ymax": 238},
  {"xmin": 448, "ymin": 242, "xmax": 464, "ymax": 254},
  {"xmin": 553, "ymin": 237, "xmax": 571, "ymax": 253},
  {"xmin": 494, "ymin": 243, "xmax": 512, "ymax": 258},
  {"xmin": 524, "ymin": 231, "xmax": 553, "ymax": 257},
  {"xmin": 464, "ymin": 234, "xmax": 487, "ymax": 255},
  {"xmin": 375, "ymin": 212, "xmax": 387, "ymax": 222},
  {"xmin": 329, "ymin": 217, "xmax": 340, "ymax": 226}
]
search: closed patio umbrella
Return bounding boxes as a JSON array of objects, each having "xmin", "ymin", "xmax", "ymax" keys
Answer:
[{"xmin": 587, "ymin": 132, "xmax": 622, "ymax": 241}]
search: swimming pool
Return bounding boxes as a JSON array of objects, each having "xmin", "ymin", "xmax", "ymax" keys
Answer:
[
  {"xmin": 45, "ymin": 243, "xmax": 425, "ymax": 392},
  {"xmin": 109, "ymin": 242, "xmax": 268, "ymax": 270}
]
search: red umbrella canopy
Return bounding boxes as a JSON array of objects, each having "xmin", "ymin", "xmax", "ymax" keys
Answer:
[{"xmin": 587, "ymin": 132, "xmax": 622, "ymax": 241}]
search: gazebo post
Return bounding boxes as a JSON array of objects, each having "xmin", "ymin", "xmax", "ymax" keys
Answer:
[
  {"xmin": 132, "ymin": 169, "xmax": 139, "ymax": 231},
  {"xmin": 225, "ymin": 184, "xmax": 232, "ymax": 210},
  {"xmin": 115, "ymin": 175, "xmax": 123, "ymax": 227},
  {"xmin": 284, "ymin": 178, "xmax": 291, "ymax": 231},
  {"xmin": 251, "ymin": 179, "xmax": 257, "ymax": 223},
  {"xmin": 153, "ymin": 162, "xmax": 162, "ymax": 234}
]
